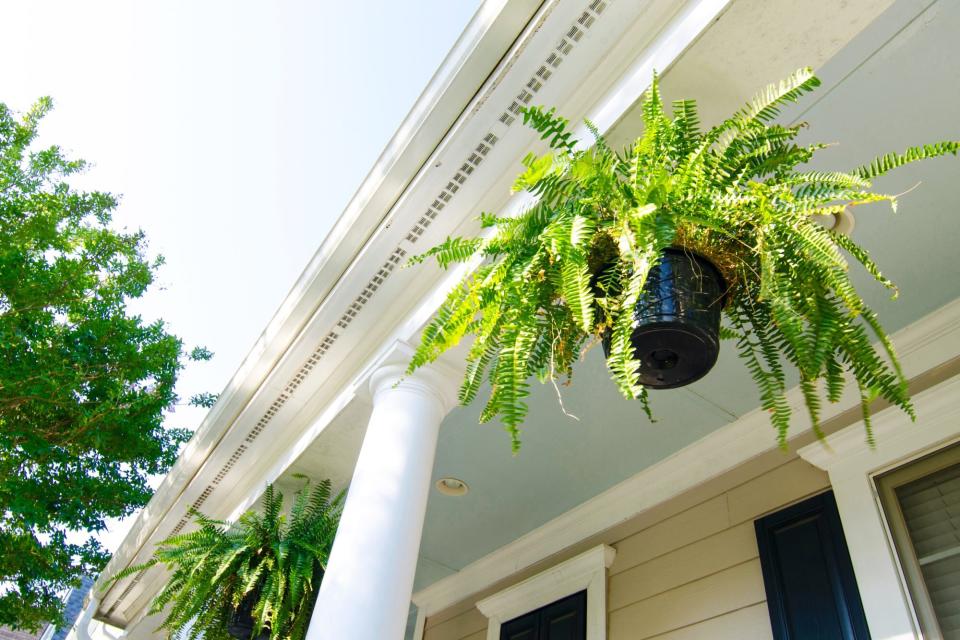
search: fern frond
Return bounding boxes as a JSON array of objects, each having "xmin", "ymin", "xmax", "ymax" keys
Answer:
[
  {"xmin": 671, "ymin": 99, "xmax": 701, "ymax": 157},
  {"xmin": 731, "ymin": 67, "xmax": 820, "ymax": 128},
  {"xmin": 521, "ymin": 106, "xmax": 578, "ymax": 152},
  {"xmin": 105, "ymin": 481, "xmax": 342, "ymax": 640},
  {"xmin": 853, "ymin": 141, "xmax": 960, "ymax": 180},
  {"xmin": 560, "ymin": 256, "xmax": 594, "ymax": 332},
  {"xmin": 513, "ymin": 151, "xmax": 557, "ymax": 193},
  {"xmin": 407, "ymin": 236, "xmax": 482, "ymax": 268}
]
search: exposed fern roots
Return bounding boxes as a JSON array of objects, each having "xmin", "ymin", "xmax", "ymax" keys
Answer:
[{"xmin": 408, "ymin": 67, "xmax": 958, "ymax": 451}]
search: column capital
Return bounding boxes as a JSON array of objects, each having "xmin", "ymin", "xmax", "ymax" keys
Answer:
[{"xmin": 367, "ymin": 341, "xmax": 462, "ymax": 414}]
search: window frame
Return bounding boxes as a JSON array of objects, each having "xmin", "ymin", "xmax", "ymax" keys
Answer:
[
  {"xmin": 875, "ymin": 443, "xmax": 960, "ymax": 640},
  {"xmin": 798, "ymin": 375, "xmax": 960, "ymax": 639},
  {"xmin": 475, "ymin": 544, "xmax": 615, "ymax": 640}
]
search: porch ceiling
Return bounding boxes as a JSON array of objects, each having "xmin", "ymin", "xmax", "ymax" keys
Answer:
[
  {"xmin": 114, "ymin": 0, "xmax": 960, "ymax": 636},
  {"xmin": 261, "ymin": 0, "xmax": 960, "ymax": 615},
  {"xmin": 415, "ymin": 0, "xmax": 960, "ymax": 592},
  {"xmin": 265, "ymin": 0, "xmax": 960, "ymax": 607}
]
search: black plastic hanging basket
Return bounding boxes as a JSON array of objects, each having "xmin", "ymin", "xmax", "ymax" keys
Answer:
[
  {"xmin": 602, "ymin": 248, "xmax": 726, "ymax": 389},
  {"xmin": 227, "ymin": 589, "xmax": 271, "ymax": 640}
]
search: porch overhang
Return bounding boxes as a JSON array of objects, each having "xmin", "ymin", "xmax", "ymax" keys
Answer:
[{"xmin": 94, "ymin": 0, "xmax": 956, "ymax": 634}]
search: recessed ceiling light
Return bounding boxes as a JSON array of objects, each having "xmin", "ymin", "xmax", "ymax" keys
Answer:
[
  {"xmin": 435, "ymin": 477, "xmax": 469, "ymax": 496},
  {"xmin": 812, "ymin": 206, "xmax": 856, "ymax": 236}
]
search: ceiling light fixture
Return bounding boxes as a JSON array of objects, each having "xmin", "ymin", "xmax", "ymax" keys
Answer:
[
  {"xmin": 813, "ymin": 205, "xmax": 856, "ymax": 236},
  {"xmin": 435, "ymin": 477, "xmax": 469, "ymax": 496}
]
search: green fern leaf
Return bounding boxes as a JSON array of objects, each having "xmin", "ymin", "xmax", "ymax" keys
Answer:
[{"xmin": 854, "ymin": 141, "xmax": 960, "ymax": 180}]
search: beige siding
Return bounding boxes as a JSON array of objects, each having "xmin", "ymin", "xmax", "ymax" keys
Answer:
[
  {"xmin": 609, "ymin": 559, "xmax": 767, "ymax": 638},
  {"xmin": 424, "ymin": 607, "xmax": 487, "ymax": 640},
  {"xmin": 606, "ymin": 457, "xmax": 828, "ymax": 639},
  {"xmin": 607, "ymin": 521, "xmax": 757, "ymax": 609},
  {"xmin": 423, "ymin": 456, "xmax": 829, "ymax": 640},
  {"xmin": 639, "ymin": 603, "xmax": 772, "ymax": 640}
]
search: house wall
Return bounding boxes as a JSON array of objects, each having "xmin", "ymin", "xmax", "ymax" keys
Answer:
[
  {"xmin": 0, "ymin": 629, "xmax": 45, "ymax": 640},
  {"xmin": 422, "ymin": 455, "xmax": 829, "ymax": 640}
]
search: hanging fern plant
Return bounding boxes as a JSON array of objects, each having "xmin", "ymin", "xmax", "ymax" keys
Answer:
[
  {"xmin": 108, "ymin": 479, "xmax": 343, "ymax": 640},
  {"xmin": 407, "ymin": 68, "xmax": 959, "ymax": 452}
]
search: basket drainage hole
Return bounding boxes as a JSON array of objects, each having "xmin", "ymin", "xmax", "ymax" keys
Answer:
[{"xmin": 651, "ymin": 349, "xmax": 678, "ymax": 370}]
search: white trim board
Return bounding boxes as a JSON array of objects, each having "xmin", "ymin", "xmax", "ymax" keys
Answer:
[
  {"xmin": 476, "ymin": 545, "xmax": 615, "ymax": 640},
  {"xmin": 412, "ymin": 297, "xmax": 960, "ymax": 618},
  {"xmin": 798, "ymin": 376, "xmax": 960, "ymax": 640}
]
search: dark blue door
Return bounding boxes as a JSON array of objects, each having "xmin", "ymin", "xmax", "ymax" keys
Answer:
[
  {"xmin": 755, "ymin": 491, "xmax": 870, "ymax": 640},
  {"xmin": 500, "ymin": 591, "xmax": 586, "ymax": 640}
]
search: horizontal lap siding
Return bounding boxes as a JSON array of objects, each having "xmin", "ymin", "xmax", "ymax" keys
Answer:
[
  {"xmin": 607, "ymin": 458, "xmax": 828, "ymax": 639},
  {"xmin": 609, "ymin": 559, "xmax": 767, "ymax": 638},
  {"xmin": 423, "ymin": 457, "xmax": 829, "ymax": 640},
  {"xmin": 424, "ymin": 608, "xmax": 487, "ymax": 640},
  {"xmin": 635, "ymin": 603, "xmax": 772, "ymax": 640}
]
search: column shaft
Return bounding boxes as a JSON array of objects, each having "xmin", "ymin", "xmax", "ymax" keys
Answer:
[{"xmin": 307, "ymin": 363, "xmax": 455, "ymax": 640}]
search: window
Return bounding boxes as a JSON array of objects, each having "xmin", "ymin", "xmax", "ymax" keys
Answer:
[
  {"xmin": 877, "ymin": 443, "xmax": 960, "ymax": 640},
  {"xmin": 476, "ymin": 545, "xmax": 614, "ymax": 640},
  {"xmin": 500, "ymin": 591, "xmax": 586, "ymax": 640}
]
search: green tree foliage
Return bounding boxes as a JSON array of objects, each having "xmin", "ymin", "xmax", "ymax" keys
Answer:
[
  {"xmin": 0, "ymin": 98, "xmax": 212, "ymax": 629},
  {"xmin": 408, "ymin": 68, "xmax": 959, "ymax": 452},
  {"xmin": 110, "ymin": 480, "xmax": 344, "ymax": 640}
]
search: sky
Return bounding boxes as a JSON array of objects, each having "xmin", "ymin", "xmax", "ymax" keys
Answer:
[{"xmin": 1, "ymin": 0, "xmax": 481, "ymax": 551}]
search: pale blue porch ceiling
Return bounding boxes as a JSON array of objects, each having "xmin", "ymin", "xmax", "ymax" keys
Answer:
[{"xmin": 415, "ymin": 0, "xmax": 960, "ymax": 591}]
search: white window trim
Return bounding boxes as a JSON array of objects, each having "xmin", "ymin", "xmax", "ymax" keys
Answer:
[
  {"xmin": 475, "ymin": 544, "xmax": 616, "ymax": 640},
  {"xmin": 798, "ymin": 375, "xmax": 960, "ymax": 640}
]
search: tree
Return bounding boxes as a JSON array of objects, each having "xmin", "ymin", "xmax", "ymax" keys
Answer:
[{"xmin": 0, "ymin": 98, "xmax": 212, "ymax": 630}]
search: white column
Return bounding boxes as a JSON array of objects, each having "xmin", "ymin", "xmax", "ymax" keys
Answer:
[{"xmin": 307, "ymin": 357, "xmax": 459, "ymax": 640}]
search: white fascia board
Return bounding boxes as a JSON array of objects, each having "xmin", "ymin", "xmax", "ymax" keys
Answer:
[
  {"xmin": 93, "ymin": 0, "xmax": 543, "ymax": 623},
  {"xmin": 412, "ymin": 298, "xmax": 960, "ymax": 617}
]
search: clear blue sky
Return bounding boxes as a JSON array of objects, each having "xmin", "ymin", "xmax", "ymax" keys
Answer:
[{"xmin": 1, "ymin": 0, "xmax": 480, "ymax": 550}]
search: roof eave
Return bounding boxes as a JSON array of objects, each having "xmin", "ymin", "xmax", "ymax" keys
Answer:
[{"xmin": 94, "ymin": 0, "xmax": 545, "ymax": 622}]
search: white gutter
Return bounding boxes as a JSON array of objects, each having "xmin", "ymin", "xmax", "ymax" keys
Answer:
[
  {"xmin": 73, "ymin": 599, "xmax": 98, "ymax": 640},
  {"xmin": 68, "ymin": 598, "xmax": 121, "ymax": 640}
]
